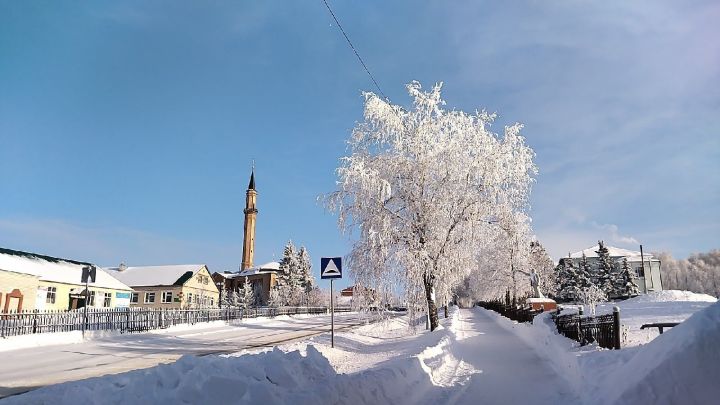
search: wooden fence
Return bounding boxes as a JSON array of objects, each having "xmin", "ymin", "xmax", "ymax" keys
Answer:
[
  {"xmin": 0, "ymin": 306, "xmax": 352, "ymax": 338},
  {"xmin": 553, "ymin": 307, "xmax": 621, "ymax": 350}
]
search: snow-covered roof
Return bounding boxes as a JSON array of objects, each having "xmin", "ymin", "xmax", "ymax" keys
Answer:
[
  {"xmin": 0, "ymin": 248, "xmax": 132, "ymax": 291},
  {"xmin": 526, "ymin": 298, "xmax": 556, "ymax": 303},
  {"xmin": 220, "ymin": 261, "xmax": 281, "ymax": 278},
  {"xmin": 569, "ymin": 245, "xmax": 658, "ymax": 262},
  {"xmin": 237, "ymin": 262, "xmax": 280, "ymax": 277},
  {"xmin": 105, "ymin": 264, "xmax": 206, "ymax": 287}
]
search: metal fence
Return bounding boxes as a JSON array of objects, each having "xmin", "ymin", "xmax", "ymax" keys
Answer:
[
  {"xmin": 0, "ymin": 306, "xmax": 352, "ymax": 338},
  {"xmin": 476, "ymin": 300, "xmax": 543, "ymax": 323},
  {"xmin": 553, "ymin": 307, "xmax": 621, "ymax": 350}
]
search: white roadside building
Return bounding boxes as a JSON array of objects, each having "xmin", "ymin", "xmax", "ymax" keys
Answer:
[{"xmin": 567, "ymin": 245, "xmax": 663, "ymax": 294}]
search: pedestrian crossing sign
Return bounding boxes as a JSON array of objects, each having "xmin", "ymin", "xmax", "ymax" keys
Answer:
[{"xmin": 321, "ymin": 257, "xmax": 342, "ymax": 279}]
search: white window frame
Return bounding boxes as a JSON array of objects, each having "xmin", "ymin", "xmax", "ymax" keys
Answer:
[
  {"xmin": 131, "ymin": 292, "xmax": 139, "ymax": 303},
  {"xmin": 88, "ymin": 291, "xmax": 96, "ymax": 306},
  {"xmin": 144, "ymin": 292, "xmax": 156, "ymax": 304},
  {"xmin": 103, "ymin": 292, "xmax": 112, "ymax": 307},
  {"xmin": 162, "ymin": 291, "xmax": 173, "ymax": 304},
  {"xmin": 46, "ymin": 286, "xmax": 57, "ymax": 304}
]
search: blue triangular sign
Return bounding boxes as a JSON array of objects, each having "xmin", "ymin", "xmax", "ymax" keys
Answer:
[{"xmin": 321, "ymin": 257, "xmax": 342, "ymax": 279}]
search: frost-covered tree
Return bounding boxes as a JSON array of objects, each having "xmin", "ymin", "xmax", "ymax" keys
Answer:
[
  {"xmin": 237, "ymin": 278, "xmax": 255, "ymax": 309},
  {"xmin": 297, "ymin": 246, "xmax": 315, "ymax": 305},
  {"xmin": 327, "ymin": 82, "xmax": 537, "ymax": 330},
  {"xmin": 307, "ymin": 287, "xmax": 325, "ymax": 306},
  {"xmin": 577, "ymin": 284, "xmax": 607, "ymax": 315},
  {"xmin": 275, "ymin": 240, "xmax": 311, "ymax": 306},
  {"xmin": 656, "ymin": 250, "xmax": 720, "ymax": 298},
  {"xmin": 268, "ymin": 286, "xmax": 281, "ymax": 308},
  {"xmin": 277, "ymin": 241, "xmax": 298, "ymax": 288}
]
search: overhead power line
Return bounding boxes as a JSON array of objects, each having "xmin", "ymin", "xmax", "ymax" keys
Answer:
[{"xmin": 321, "ymin": 0, "xmax": 387, "ymax": 100}]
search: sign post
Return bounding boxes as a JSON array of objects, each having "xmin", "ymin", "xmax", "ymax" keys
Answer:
[{"xmin": 320, "ymin": 257, "xmax": 342, "ymax": 348}]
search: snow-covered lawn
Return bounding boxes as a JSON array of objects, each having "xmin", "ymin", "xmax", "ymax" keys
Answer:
[
  {"xmin": 569, "ymin": 290, "xmax": 717, "ymax": 346},
  {"xmin": 4, "ymin": 294, "xmax": 719, "ymax": 404}
]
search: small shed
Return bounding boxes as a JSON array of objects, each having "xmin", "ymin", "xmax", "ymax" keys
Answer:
[{"xmin": 526, "ymin": 297, "xmax": 557, "ymax": 311}]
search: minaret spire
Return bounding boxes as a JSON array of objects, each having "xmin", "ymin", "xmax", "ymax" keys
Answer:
[
  {"xmin": 248, "ymin": 161, "xmax": 256, "ymax": 190},
  {"xmin": 241, "ymin": 165, "xmax": 258, "ymax": 270}
]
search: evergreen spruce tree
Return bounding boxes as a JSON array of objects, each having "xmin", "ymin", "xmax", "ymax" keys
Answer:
[
  {"xmin": 556, "ymin": 258, "xmax": 580, "ymax": 302},
  {"xmin": 619, "ymin": 257, "xmax": 640, "ymax": 298},
  {"xmin": 297, "ymin": 246, "xmax": 314, "ymax": 293},
  {"xmin": 578, "ymin": 253, "xmax": 593, "ymax": 290},
  {"xmin": 595, "ymin": 241, "xmax": 615, "ymax": 297},
  {"xmin": 277, "ymin": 240, "xmax": 298, "ymax": 288}
]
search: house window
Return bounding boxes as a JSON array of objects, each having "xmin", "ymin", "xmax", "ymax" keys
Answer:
[
  {"xmin": 131, "ymin": 293, "xmax": 139, "ymax": 303},
  {"xmin": 88, "ymin": 291, "xmax": 96, "ymax": 306},
  {"xmin": 186, "ymin": 293, "xmax": 193, "ymax": 305},
  {"xmin": 46, "ymin": 287, "xmax": 57, "ymax": 304},
  {"xmin": 162, "ymin": 291, "xmax": 173, "ymax": 303},
  {"xmin": 145, "ymin": 292, "xmax": 156, "ymax": 303},
  {"xmin": 635, "ymin": 266, "xmax": 645, "ymax": 278},
  {"xmin": 103, "ymin": 292, "xmax": 112, "ymax": 307},
  {"xmin": 194, "ymin": 295, "xmax": 200, "ymax": 304},
  {"xmin": 210, "ymin": 298, "xmax": 214, "ymax": 307}
]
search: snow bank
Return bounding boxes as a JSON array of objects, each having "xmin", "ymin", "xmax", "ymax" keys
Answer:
[
  {"xmin": 602, "ymin": 301, "xmax": 720, "ymax": 405},
  {"xmin": 4, "ymin": 312, "xmax": 461, "ymax": 405},
  {"xmin": 623, "ymin": 289, "xmax": 717, "ymax": 303},
  {"xmin": 2, "ymin": 346, "xmax": 344, "ymax": 405},
  {"xmin": 592, "ymin": 289, "xmax": 716, "ymax": 346}
]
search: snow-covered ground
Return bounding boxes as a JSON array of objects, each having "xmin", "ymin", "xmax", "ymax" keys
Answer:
[
  {"xmin": 565, "ymin": 290, "xmax": 717, "ymax": 346},
  {"xmin": 4, "ymin": 292, "xmax": 718, "ymax": 404},
  {"xmin": 0, "ymin": 312, "xmax": 370, "ymax": 399}
]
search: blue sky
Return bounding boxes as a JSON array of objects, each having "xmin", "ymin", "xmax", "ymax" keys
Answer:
[{"xmin": 1, "ymin": 1, "xmax": 718, "ymax": 289}]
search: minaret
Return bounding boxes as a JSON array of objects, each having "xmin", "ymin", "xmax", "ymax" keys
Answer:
[{"xmin": 241, "ymin": 167, "xmax": 258, "ymax": 270}]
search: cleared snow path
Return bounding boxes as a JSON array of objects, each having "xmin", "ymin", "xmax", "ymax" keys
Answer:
[
  {"xmin": 438, "ymin": 308, "xmax": 579, "ymax": 404},
  {"xmin": 0, "ymin": 312, "xmax": 367, "ymax": 399}
]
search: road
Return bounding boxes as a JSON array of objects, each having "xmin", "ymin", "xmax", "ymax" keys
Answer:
[{"xmin": 0, "ymin": 312, "xmax": 368, "ymax": 399}]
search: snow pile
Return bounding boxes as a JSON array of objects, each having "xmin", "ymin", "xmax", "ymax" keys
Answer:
[
  {"xmin": 2, "ymin": 346, "xmax": 343, "ymax": 405},
  {"xmin": 4, "ymin": 312, "xmax": 461, "ymax": 405},
  {"xmin": 624, "ymin": 289, "xmax": 717, "ymax": 303},
  {"xmin": 601, "ymin": 301, "xmax": 720, "ymax": 404},
  {"xmin": 483, "ymin": 302, "xmax": 720, "ymax": 404},
  {"xmin": 592, "ymin": 289, "xmax": 717, "ymax": 346}
]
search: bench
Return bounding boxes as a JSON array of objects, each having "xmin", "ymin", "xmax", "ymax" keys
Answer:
[{"xmin": 640, "ymin": 322, "xmax": 680, "ymax": 334}]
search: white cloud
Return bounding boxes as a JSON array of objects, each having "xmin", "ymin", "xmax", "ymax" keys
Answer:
[{"xmin": 590, "ymin": 222, "xmax": 639, "ymax": 246}]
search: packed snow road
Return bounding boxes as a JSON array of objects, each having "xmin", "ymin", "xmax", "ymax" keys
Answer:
[
  {"xmin": 0, "ymin": 312, "xmax": 368, "ymax": 399},
  {"xmin": 439, "ymin": 308, "xmax": 578, "ymax": 403}
]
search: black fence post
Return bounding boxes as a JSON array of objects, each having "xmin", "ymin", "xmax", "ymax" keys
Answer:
[{"xmin": 613, "ymin": 306, "xmax": 621, "ymax": 350}]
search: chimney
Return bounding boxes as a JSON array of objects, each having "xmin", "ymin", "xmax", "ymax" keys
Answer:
[{"xmin": 119, "ymin": 262, "xmax": 127, "ymax": 272}]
